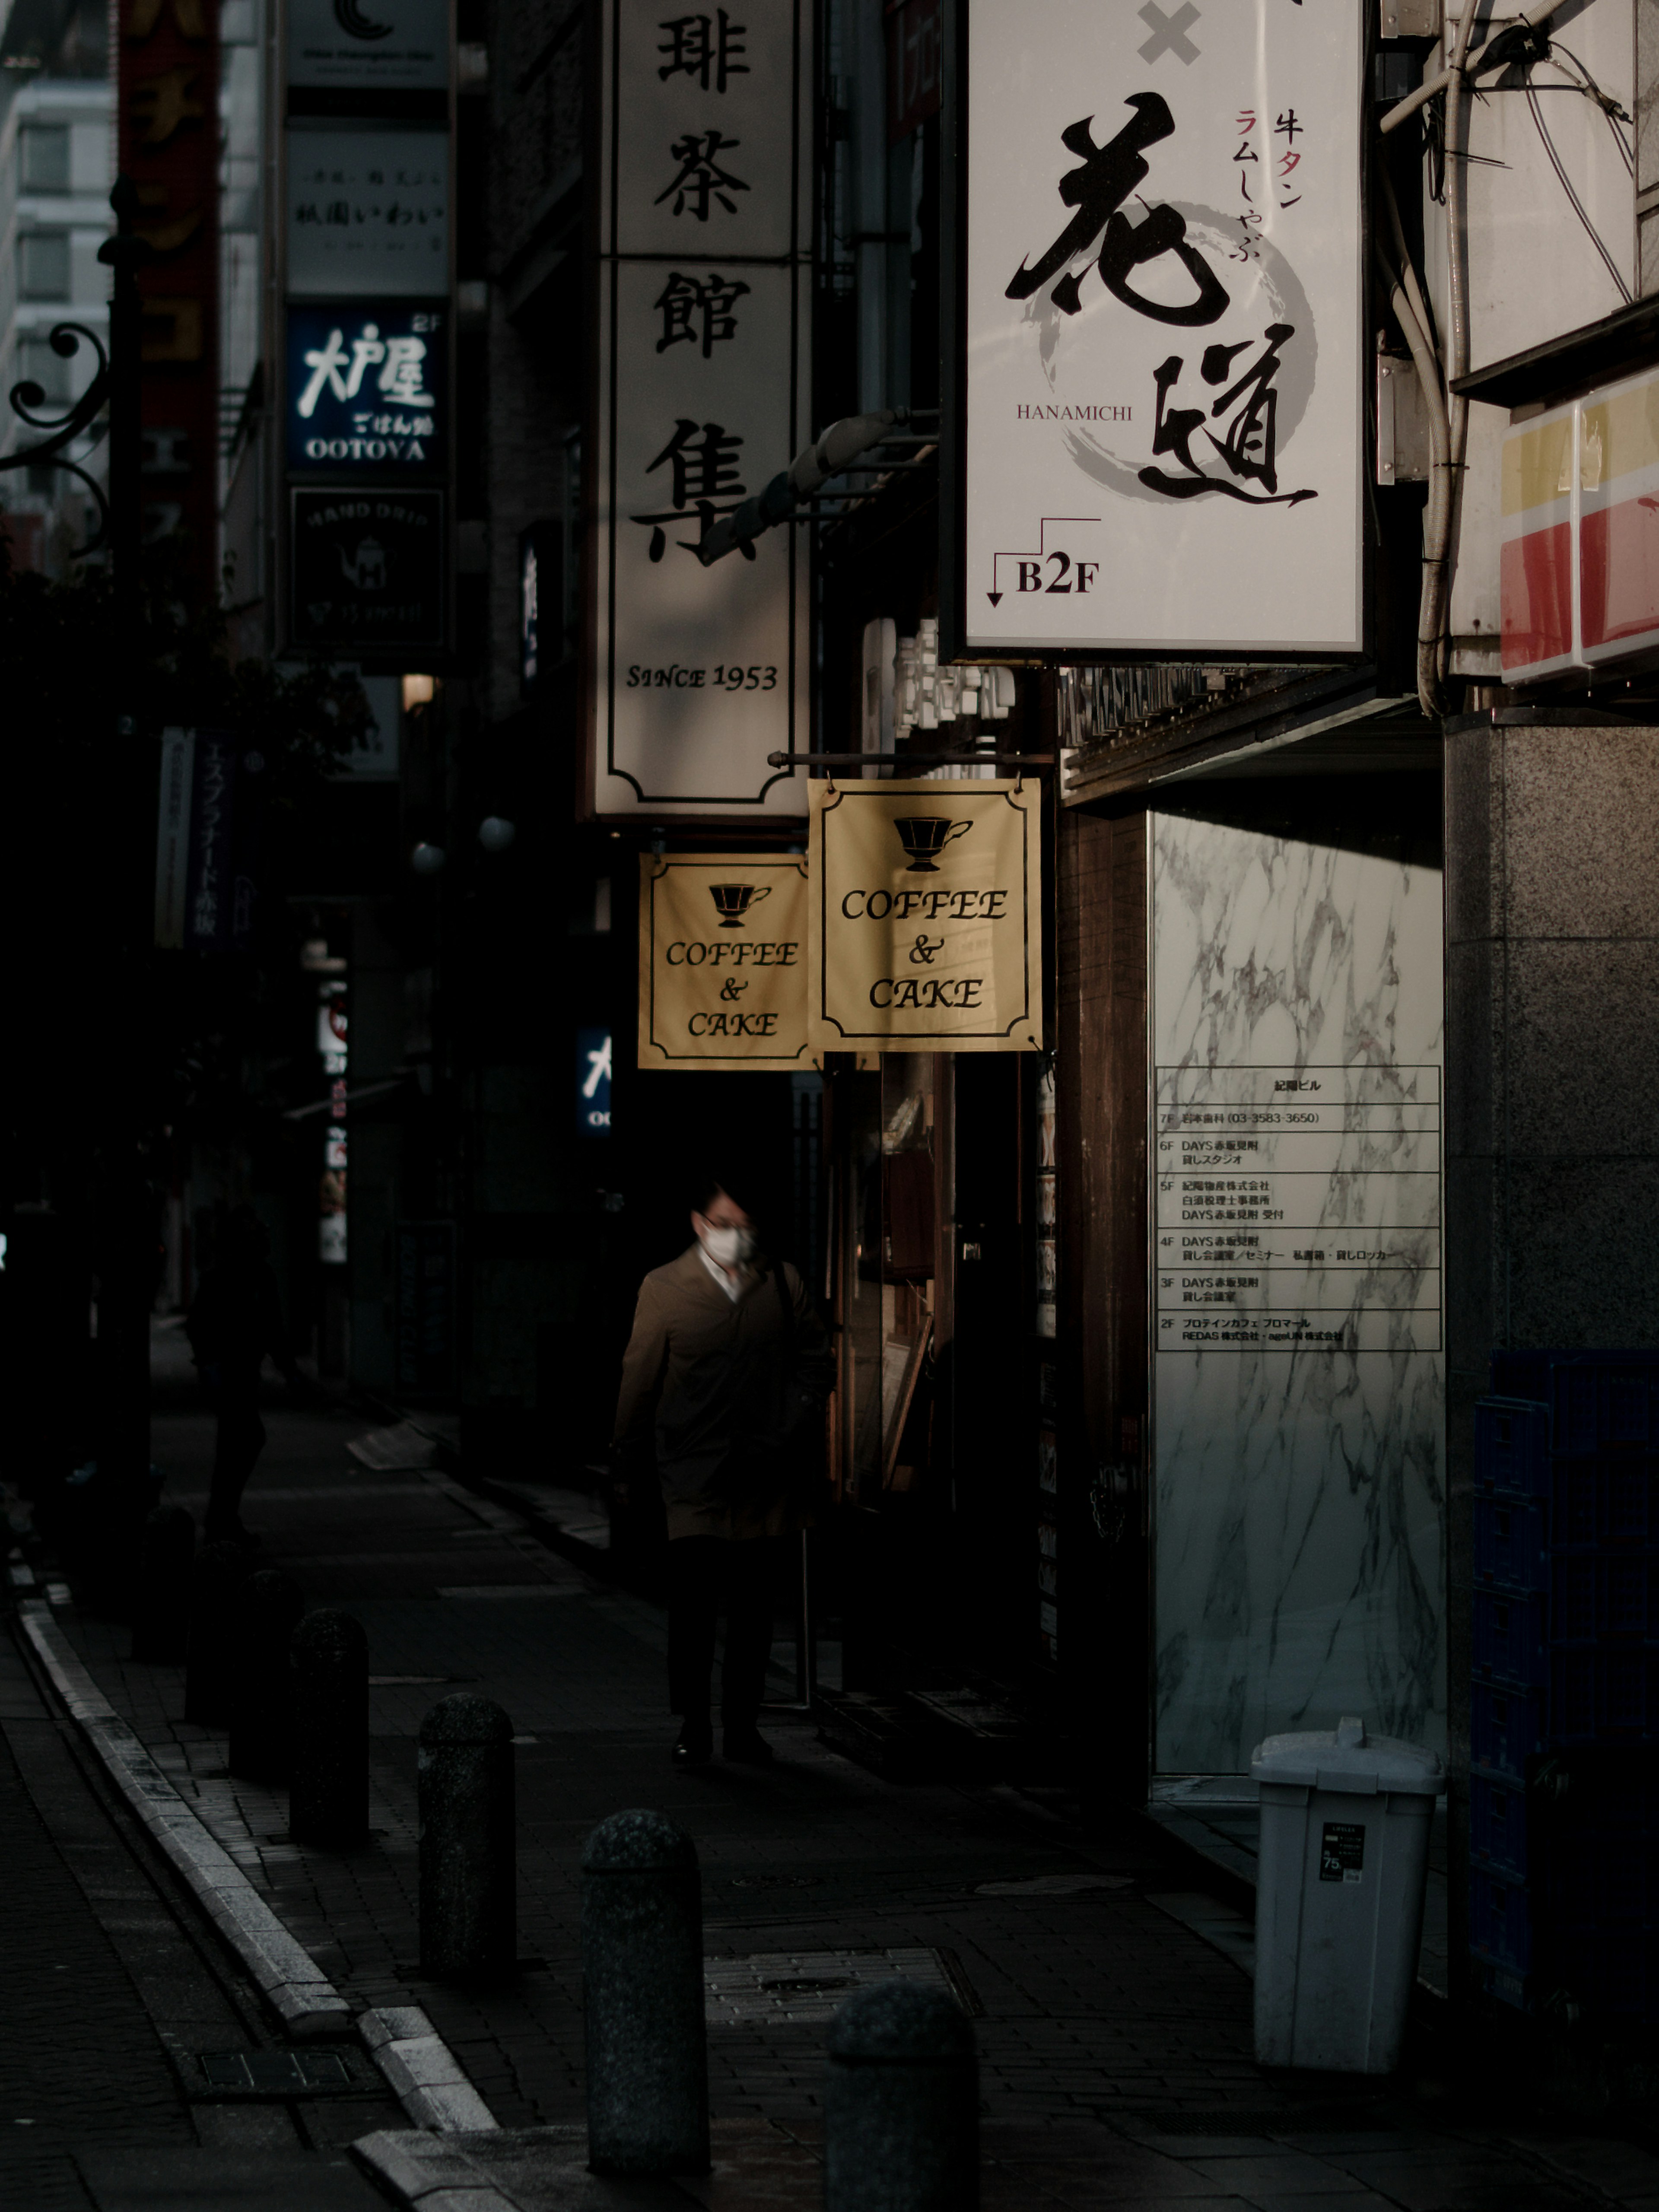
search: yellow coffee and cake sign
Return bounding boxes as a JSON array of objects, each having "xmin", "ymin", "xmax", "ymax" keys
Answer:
[
  {"xmin": 637, "ymin": 780, "xmax": 1042, "ymax": 1068},
  {"xmin": 638, "ymin": 854, "xmax": 812, "ymax": 1069}
]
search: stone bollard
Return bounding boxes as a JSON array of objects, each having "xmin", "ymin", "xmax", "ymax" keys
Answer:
[
  {"xmin": 581, "ymin": 1809, "xmax": 709, "ymax": 2177},
  {"xmin": 182, "ymin": 1541, "xmax": 253, "ymax": 1726},
  {"xmin": 418, "ymin": 1694, "xmax": 515, "ymax": 1977},
  {"xmin": 824, "ymin": 1980, "xmax": 978, "ymax": 2212},
  {"xmin": 227, "ymin": 1570, "xmax": 305, "ymax": 1783},
  {"xmin": 130, "ymin": 1505, "xmax": 196, "ymax": 1663},
  {"xmin": 289, "ymin": 1609, "xmax": 369, "ymax": 1847}
]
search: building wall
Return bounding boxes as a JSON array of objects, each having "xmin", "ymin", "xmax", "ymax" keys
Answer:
[
  {"xmin": 483, "ymin": 0, "xmax": 582, "ymax": 725},
  {"xmin": 1054, "ymin": 804, "xmax": 1151, "ymax": 1792},
  {"xmin": 1444, "ymin": 714, "xmax": 1659, "ymax": 1810},
  {"xmin": 0, "ymin": 76, "xmax": 111, "ymax": 566}
]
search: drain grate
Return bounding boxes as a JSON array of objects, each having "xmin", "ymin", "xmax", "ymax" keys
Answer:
[
  {"xmin": 192, "ymin": 2050, "xmax": 360, "ymax": 2099},
  {"xmin": 704, "ymin": 1946, "xmax": 978, "ymax": 2025}
]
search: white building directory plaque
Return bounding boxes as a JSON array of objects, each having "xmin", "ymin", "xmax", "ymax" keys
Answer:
[{"xmin": 1155, "ymin": 1065, "xmax": 1441, "ymax": 1353}]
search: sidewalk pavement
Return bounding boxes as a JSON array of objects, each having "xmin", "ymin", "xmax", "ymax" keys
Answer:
[
  {"xmin": 18, "ymin": 1390, "xmax": 1659, "ymax": 2212},
  {"xmin": 0, "ymin": 1580, "xmax": 401, "ymax": 2211}
]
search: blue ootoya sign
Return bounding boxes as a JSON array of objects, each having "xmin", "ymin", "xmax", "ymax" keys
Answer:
[
  {"xmin": 286, "ymin": 303, "xmax": 446, "ymax": 475},
  {"xmin": 576, "ymin": 1029, "xmax": 613, "ymax": 1137}
]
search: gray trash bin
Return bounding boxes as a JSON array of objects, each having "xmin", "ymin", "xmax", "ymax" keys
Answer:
[{"xmin": 1250, "ymin": 1715, "xmax": 1442, "ymax": 2074}]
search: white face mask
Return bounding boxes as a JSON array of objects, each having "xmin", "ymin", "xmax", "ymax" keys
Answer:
[{"xmin": 700, "ymin": 1222, "xmax": 755, "ymax": 1267}]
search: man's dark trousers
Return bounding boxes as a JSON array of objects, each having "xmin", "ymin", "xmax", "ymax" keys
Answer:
[
  {"xmin": 667, "ymin": 1536, "xmax": 780, "ymax": 1724},
  {"xmin": 207, "ymin": 1389, "xmax": 266, "ymax": 1536}
]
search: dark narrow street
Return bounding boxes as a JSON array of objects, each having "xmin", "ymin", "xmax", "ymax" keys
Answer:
[{"xmin": 4, "ymin": 1386, "xmax": 1659, "ymax": 2207}]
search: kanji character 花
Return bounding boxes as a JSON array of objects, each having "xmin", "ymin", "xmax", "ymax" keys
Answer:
[{"xmin": 1006, "ymin": 92, "xmax": 1227, "ymax": 324}]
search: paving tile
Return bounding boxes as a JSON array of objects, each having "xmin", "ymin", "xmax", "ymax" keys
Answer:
[
  {"xmin": 1239, "ymin": 2198, "xmax": 1399, "ymax": 2212},
  {"xmin": 1185, "ymin": 2156, "xmax": 1365, "ymax": 2195}
]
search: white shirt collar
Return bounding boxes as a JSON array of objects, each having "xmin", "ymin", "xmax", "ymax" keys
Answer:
[{"xmin": 698, "ymin": 1243, "xmax": 744, "ymax": 1302}]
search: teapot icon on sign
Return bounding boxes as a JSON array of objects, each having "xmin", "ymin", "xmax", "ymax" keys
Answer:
[
  {"xmin": 892, "ymin": 816, "xmax": 972, "ymax": 873},
  {"xmin": 339, "ymin": 536, "xmax": 387, "ymax": 590}
]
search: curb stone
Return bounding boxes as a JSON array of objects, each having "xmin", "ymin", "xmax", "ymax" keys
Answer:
[
  {"xmin": 361, "ymin": 2006, "xmax": 501, "ymax": 2133},
  {"xmin": 16, "ymin": 1599, "xmax": 351, "ymax": 2037},
  {"xmin": 15, "ymin": 1599, "xmax": 501, "ymax": 2138}
]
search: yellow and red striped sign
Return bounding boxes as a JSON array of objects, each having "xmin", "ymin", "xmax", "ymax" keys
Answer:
[{"xmin": 1502, "ymin": 367, "xmax": 1659, "ymax": 680}]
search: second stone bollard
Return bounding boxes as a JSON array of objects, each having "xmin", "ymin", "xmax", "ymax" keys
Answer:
[
  {"xmin": 183, "ymin": 1541, "xmax": 253, "ymax": 1726},
  {"xmin": 130, "ymin": 1505, "xmax": 196, "ymax": 1663},
  {"xmin": 228, "ymin": 1570, "xmax": 305, "ymax": 1783},
  {"xmin": 418, "ymin": 1694, "xmax": 515, "ymax": 1977},
  {"xmin": 289, "ymin": 1610, "xmax": 369, "ymax": 1847},
  {"xmin": 581, "ymin": 1809, "xmax": 709, "ymax": 2176},
  {"xmin": 824, "ymin": 1980, "xmax": 978, "ymax": 2212}
]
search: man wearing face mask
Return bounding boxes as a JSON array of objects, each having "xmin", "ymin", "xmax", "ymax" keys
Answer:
[{"xmin": 612, "ymin": 1173, "xmax": 833, "ymax": 1768}]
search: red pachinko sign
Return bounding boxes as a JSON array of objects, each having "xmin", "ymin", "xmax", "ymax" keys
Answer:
[{"xmin": 119, "ymin": 0, "xmax": 219, "ymax": 588}]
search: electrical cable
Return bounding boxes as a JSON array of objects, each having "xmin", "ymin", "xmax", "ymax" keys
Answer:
[
  {"xmin": 1546, "ymin": 39, "xmax": 1635, "ymax": 174},
  {"xmin": 1377, "ymin": 0, "xmax": 1626, "ymax": 712},
  {"xmin": 1379, "ymin": 0, "xmax": 1570, "ymax": 137},
  {"xmin": 1432, "ymin": 0, "xmax": 1481, "ymax": 715},
  {"xmin": 1525, "ymin": 79, "xmax": 1634, "ymax": 299},
  {"xmin": 1377, "ymin": 164, "xmax": 1456, "ymax": 719}
]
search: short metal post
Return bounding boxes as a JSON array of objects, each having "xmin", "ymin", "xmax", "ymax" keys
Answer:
[
  {"xmin": 418, "ymin": 1694, "xmax": 515, "ymax": 1977},
  {"xmin": 581, "ymin": 1808, "xmax": 709, "ymax": 2176},
  {"xmin": 182, "ymin": 1539, "xmax": 252, "ymax": 1727},
  {"xmin": 289, "ymin": 1609, "xmax": 369, "ymax": 1847},
  {"xmin": 227, "ymin": 1570, "xmax": 304, "ymax": 1782},
  {"xmin": 824, "ymin": 1980, "xmax": 978, "ymax": 2212},
  {"xmin": 130, "ymin": 1504, "xmax": 195, "ymax": 1663}
]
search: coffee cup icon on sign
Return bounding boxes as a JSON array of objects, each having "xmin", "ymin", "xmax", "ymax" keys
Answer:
[
  {"xmin": 709, "ymin": 883, "xmax": 771, "ymax": 928},
  {"xmin": 892, "ymin": 817, "xmax": 973, "ymax": 873}
]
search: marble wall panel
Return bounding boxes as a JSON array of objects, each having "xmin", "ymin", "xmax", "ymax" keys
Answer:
[{"xmin": 1151, "ymin": 815, "xmax": 1446, "ymax": 1774}]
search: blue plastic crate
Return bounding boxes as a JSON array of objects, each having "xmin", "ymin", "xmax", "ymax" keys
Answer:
[
  {"xmin": 1475, "ymin": 1398, "xmax": 1551, "ymax": 1499},
  {"xmin": 1470, "ymin": 1867, "xmax": 1535, "ymax": 1975},
  {"xmin": 1554, "ymin": 1363, "xmax": 1659, "ymax": 1455},
  {"xmin": 1549, "ymin": 1646, "xmax": 1659, "ymax": 1742},
  {"xmin": 1474, "ymin": 1492, "xmax": 1549, "ymax": 1592},
  {"xmin": 1490, "ymin": 1350, "xmax": 1659, "ymax": 1408},
  {"xmin": 1551, "ymin": 1457, "xmax": 1659, "ymax": 1550},
  {"xmin": 1534, "ymin": 1925, "xmax": 1659, "ymax": 2022},
  {"xmin": 1473, "ymin": 1953, "xmax": 1535, "ymax": 2011},
  {"xmin": 1471, "ymin": 1679, "xmax": 1548, "ymax": 1780},
  {"xmin": 1473, "ymin": 1589, "xmax": 1549, "ymax": 1687},
  {"xmin": 1536, "ymin": 1828, "xmax": 1659, "ymax": 1926},
  {"xmin": 1551, "ymin": 1553, "xmax": 1659, "ymax": 1643},
  {"xmin": 1490, "ymin": 1351, "xmax": 1567, "ymax": 1402},
  {"xmin": 1470, "ymin": 1767, "xmax": 1530, "ymax": 1881}
]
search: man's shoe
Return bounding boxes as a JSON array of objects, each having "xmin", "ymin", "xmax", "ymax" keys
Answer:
[
  {"xmin": 672, "ymin": 1721, "xmax": 713, "ymax": 1769},
  {"xmin": 206, "ymin": 1520, "xmax": 261, "ymax": 1551},
  {"xmin": 722, "ymin": 1724, "xmax": 774, "ymax": 1767}
]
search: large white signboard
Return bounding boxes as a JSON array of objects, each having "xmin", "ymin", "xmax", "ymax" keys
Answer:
[
  {"xmin": 590, "ymin": 0, "xmax": 811, "ymax": 819},
  {"xmin": 960, "ymin": 0, "xmax": 1363, "ymax": 658}
]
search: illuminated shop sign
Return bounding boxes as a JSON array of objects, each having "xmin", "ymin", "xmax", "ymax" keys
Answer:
[{"xmin": 286, "ymin": 305, "xmax": 446, "ymax": 475}]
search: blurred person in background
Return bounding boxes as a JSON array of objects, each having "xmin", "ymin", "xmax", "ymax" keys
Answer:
[{"xmin": 613, "ymin": 1171, "xmax": 833, "ymax": 1768}]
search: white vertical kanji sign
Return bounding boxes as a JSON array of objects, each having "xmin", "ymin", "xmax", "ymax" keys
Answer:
[{"xmin": 591, "ymin": 0, "xmax": 813, "ymax": 818}]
